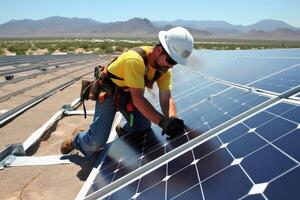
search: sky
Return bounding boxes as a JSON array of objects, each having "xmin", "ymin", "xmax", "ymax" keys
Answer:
[{"xmin": 1, "ymin": 0, "xmax": 300, "ymax": 27}]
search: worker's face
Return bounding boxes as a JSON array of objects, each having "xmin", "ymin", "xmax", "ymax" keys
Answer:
[{"xmin": 154, "ymin": 47, "xmax": 177, "ymax": 73}]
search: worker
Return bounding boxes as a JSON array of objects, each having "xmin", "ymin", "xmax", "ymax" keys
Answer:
[{"xmin": 61, "ymin": 27, "xmax": 194, "ymax": 157}]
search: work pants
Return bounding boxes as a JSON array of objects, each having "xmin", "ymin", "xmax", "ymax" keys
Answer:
[{"xmin": 73, "ymin": 86, "xmax": 151, "ymax": 157}]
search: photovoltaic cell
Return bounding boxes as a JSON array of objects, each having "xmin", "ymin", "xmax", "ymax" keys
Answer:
[
  {"xmin": 106, "ymin": 101, "xmax": 300, "ymax": 200},
  {"xmin": 249, "ymin": 64, "xmax": 300, "ymax": 93}
]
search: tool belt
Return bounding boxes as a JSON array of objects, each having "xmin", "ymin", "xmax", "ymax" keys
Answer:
[
  {"xmin": 79, "ymin": 47, "xmax": 162, "ymax": 118},
  {"xmin": 80, "ymin": 65, "xmax": 115, "ymax": 101},
  {"xmin": 80, "ymin": 65, "xmax": 120, "ymax": 118}
]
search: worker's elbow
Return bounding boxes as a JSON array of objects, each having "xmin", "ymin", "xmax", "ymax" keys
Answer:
[{"xmin": 132, "ymin": 97, "xmax": 141, "ymax": 108}]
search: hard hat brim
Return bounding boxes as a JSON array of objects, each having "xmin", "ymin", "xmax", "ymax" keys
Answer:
[{"xmin": 158, "ymin": 31, "xmax": 188, "ymax": 65}]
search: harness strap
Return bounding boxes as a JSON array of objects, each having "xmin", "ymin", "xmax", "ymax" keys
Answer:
[
  {"xmin": 106, "ymin": 47, "xmax": 161, "ymax": 89},
  {"xmin": 81, "ymin": 47, "xmax": 162, "ymax": 118},
  {"xmin": 131, "ymin": 47, "xmax": 148, "ymax": 66}
]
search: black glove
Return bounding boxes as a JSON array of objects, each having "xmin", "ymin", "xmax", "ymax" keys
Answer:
[{"xmin": 159, "ymin": 116, "xmax": 186, "ymax": 138}]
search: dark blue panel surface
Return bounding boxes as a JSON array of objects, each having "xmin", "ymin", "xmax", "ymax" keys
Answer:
[
  {"xmin": 193, "ymin": 49, "xmax": 300, "ymax": 59},
  {"xmin": 265, "ymin": 166, "xmax": 300, "ymax": 200},
  {"xmin": 282, "ymin": 106, "xmax": 300, "ymax": 123},
  {"xmin": 101, "ymin": 102, "xmax": 300, "ymax": 200},
  {"xmin": 168, "ymin": 151, "xmax": 193, "ymax": 175},
  {"xmin": 273, "ymin": 128, "xmax": 300, "ymax": 162},
  {"xmin": 193, "ymin": 137, "xmax": 222, "ymax": 159},
  {"xmin": 241, "ymin": 145, "xmax": 297, "ymax": 183},
  {"xmin": 189, "ymin": 49, "xmax": 300, "ymax": 93},
  {"xmin": 227, "ymin": 132, "xmax": 267, "ymax": 158},
  {"xmin": 109, "ymin": 181, "xmax": 138, "ymax": 200},
  {"xmin": 167, "ymin": 165, "xmax": 199, "ymax": 199},
  {"xmin": 202, "ymin": 166, "xmax": 252, "ymax": 200},
  {"xmin": 219, "ymin": 123, "xmax": 249, "ymax": 143},
  {"xmin": 172, "ymin": 184, "xmax": 204, "ymax": 200},
  {"xmin": 243, "ymin": 111, "xmax": 275, "ymax": 128},
  {"xmin": 178, "ymin": 87, "xmax": 268, "ymax": 132},
  {"xmin": 265, "ymin": 102, "xmax": 296, "ymax": 115},
  {"xmin": 196, "ymin": 147, "xmax": 233, "ymax": 180},
  {"xmin": 249, "ymin": 65, "xmax": 300, "ymax": 93},
  {"xmin": 242, "ymin": 194, "xmax": 265, "ymax": 200},
  {"xmin": 85, "ymin": 71, "xmax": 269, "ymax": 197},
  {"xmin": 83, "ymin": 49, "xmax": 300, "ymax": 199},
  {"xmin": 255, "ymin": 117, "xmax": 297, "ymax": 141},
  {"xmin": 138, "ymin": 165, "xmax": 166, "ymax": 192},
  {"xmin": 190, "ymin": 50, "xmax": 300, "ymax": 86},
  {"xmin": 137, "ymin": 182, "xmax": 166, "ymax": 200}
]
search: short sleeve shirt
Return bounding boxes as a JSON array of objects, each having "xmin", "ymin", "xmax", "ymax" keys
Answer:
[{"xmin": 107, "ymin": 46, "xmax": 172, "ymax": 91}]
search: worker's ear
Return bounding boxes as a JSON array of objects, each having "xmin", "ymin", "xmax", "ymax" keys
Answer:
[{"xmin": 154, "ymin": 45, "xmax": 163, "ymax": 55}]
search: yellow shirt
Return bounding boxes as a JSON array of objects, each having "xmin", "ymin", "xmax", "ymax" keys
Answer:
[{"xmin": 107, "ymin": 46, "xmax": 172, "ymax": 91}]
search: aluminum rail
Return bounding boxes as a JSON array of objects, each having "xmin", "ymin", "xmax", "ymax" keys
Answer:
[
  {"xmin": 0, "ymin": 59, "xmax": 99, "ymax": 87},
  {"xmin": 22, "ymin": 98, "xmax": 81, "ymax": 150},
  {"xmin": 0, "ymin": 70, "xmax": 92, "ymax": 127},
  {"xmin": 0, "ymin": 54, "xmax": 96, "ymax": 67},
  {"xmin": 0, "ymin": 62, "xmax": 97, "ymax": 102},
  {"xmin": 0, "ymin": 98, "xmax": 81, "ymax": 169},
  {"xmin": 0, "ymin": 60, "xmax": 75, "ymax": 76}
]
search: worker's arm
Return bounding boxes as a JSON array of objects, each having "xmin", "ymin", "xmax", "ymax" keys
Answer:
[
  {"xmin": 159, "ymin": 90, "xmax": 177, "ymax": 117},
  {"xmin": 130, "ymin": 87, "xmax": 185, "ymax": 137},
  {"xmin": 129, "ymin": 87, "xmax": 164, "ymax": 124}
]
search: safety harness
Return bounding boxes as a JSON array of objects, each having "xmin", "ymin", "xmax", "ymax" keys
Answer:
[{"xmin": 81, "ymin": 47, "xmax": 162, "ymax": 120}]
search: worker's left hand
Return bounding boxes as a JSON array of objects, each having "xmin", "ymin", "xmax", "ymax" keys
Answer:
[{"xmin": 159, "ymin": 116, "xmax": 186, "ymax": 138}]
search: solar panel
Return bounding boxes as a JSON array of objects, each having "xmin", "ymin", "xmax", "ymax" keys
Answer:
[
  {"xmin": 103, "ymin": 101, "xmax": 300, "ymax": 200},
  {"xmin": 79, "ymin": 49, "xmax": 300, "ymax": 199},
  {"xmin": 189, "ymin": 50, "xmax": 300, "ymax": 93},
  {"xmin": 196, "ymin": 49, "xmax": 300, "ymax": 58},
  {"xmin": 294, "ymin": 92, "xmax": 300, "ymax": 98},
  {"xmin": 249, "ymin": 65, "xmax": 300, "ymax": 93},
  {"xmin": 82, "ymin": 69, "xmax": 270, "ymax": 198}
]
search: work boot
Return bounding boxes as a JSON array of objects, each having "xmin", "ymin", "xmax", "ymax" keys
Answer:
[
  {"xmin": 115, "ymin": 124, "xmax": 128, "ymax": 137},
  {"xmin": 61, "ymin": 127, "xmax": 84, "ymax": 154}
]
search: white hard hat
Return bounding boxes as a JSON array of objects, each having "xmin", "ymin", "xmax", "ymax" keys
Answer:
[{"xmin": 158, "ymin": 27, "xmax": 194, "ymax": 65}]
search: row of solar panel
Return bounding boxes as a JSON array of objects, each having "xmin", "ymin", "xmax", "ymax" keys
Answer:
[
  {"xmin": 188, "ymin": 50, "xmax": 300, "ymax": 93},
  {"xmin": 84, "ymin": 68, "xmax": 270, "ymax": 198},
  {"xmin": 82, "ymin": 49, "xmax": 300, "ymax": 199}
]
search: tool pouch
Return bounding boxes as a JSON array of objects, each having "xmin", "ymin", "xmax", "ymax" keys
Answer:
[
  {"xmin": 80, "ymin": 65, "xmax": 106, "ymax": 101},
  {"xmin": 80, "ymin": 80, "xmax": 92, "ymax": 101}
]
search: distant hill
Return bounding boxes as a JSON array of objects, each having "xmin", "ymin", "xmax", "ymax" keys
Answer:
[
  {"xmin": 0, "ymin": 16, "xmax": 299, "ymax": 40},
  {"xmin": 153, "ymin": 19, "xmax": 299, "ymax": 32},
  {"xmin": 240, "ymin": 28, "xmax": 300, "ymax": 40},
  {"xmin": 243, "ymin": 19, "xmax": 297, "ymax": 32},
  {"xmin": 154, "ymin": 20, "xmax": 243, "ymax": 32},
  {"xmin": 90, "ymin": 18, "xmax": 158, "ymax": 37},
  {"xmin": 0, "ymin": 16, "xmax": 102, "ymax": 36}
]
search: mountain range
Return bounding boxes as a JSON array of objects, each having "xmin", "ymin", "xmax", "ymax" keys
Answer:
[{"xmin": 0, "ymin": 16, "xmax": 300, "ymax": 40}]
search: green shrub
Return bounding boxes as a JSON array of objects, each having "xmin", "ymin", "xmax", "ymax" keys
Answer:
[
  {"xmin": 95, "ymin": 49, "xmax": 106, "ymax": 54},
  {"xmin": 7, "ymin": 45, "xmax": 27, "ymax": 55},
  {"xmin": 47, "ymin": 46, "xmax": 56, "ymax": 53},
  {"xmin": 1, "ymin": 39, "xmax": 300, "ymax": 55}
]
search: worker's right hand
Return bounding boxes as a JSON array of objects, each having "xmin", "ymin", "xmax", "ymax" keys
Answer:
[{"xmin": 159, "ymin": 116, "xmax": 186, "ymax": 138}]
